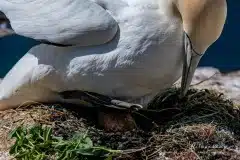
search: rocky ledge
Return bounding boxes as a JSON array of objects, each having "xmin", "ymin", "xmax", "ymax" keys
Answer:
[{"xmin": 188, "ymin": 67, "xmax": 240, "ymax": 104}]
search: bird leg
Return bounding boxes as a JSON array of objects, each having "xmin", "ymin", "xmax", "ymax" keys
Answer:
[
  {"xmin": 58, "ymin": 90, "xmax": 143, "ymax": 111},
  {"xmin": 110, "ymin": 99, "xmax": 143, "ymax": 111}
]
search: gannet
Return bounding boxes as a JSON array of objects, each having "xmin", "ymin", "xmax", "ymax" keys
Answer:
[{"xmin": 0, "ymin": 0, "xmax": 227, "ymax": 110}]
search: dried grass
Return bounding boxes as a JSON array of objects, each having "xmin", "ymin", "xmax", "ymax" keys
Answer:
[{"xmin": 0, "ymin": 87, "xmax": 240, "ymax": 160}]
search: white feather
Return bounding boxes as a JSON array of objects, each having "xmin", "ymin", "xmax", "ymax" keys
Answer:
[{"xmin": 0, "ymin": 0, "xmax": 186, "ymax": 107}]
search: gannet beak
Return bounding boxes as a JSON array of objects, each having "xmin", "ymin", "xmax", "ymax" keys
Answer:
[{"xmin": 180, "ymin": 34, "xmax": 204, "ymax": 97}]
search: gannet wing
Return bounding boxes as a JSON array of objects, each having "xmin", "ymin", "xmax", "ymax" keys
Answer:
[{"xmin": 0, "ymin": 0, "xmax": 118, "ymax": 46}]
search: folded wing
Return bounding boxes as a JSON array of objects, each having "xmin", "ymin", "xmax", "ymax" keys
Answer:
[{"xmin": 0, "ymin": 0, "xmax": 118, "ymax": 46}]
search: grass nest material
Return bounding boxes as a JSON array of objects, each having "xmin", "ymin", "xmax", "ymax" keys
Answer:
[
  {"xmin": 0, "ymin": 87, "xmax": 240, "ymax": 160},
  {"xmin": 147, "ymin": 88, "xmax": 240, "ymax": 133}
]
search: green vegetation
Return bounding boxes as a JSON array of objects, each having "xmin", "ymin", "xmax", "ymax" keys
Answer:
[{"xmin": 9, "ymin": 125, "xmax": 121, "ymax": 160}]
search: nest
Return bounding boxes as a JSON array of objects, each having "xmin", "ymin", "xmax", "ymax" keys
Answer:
[
  {"xmin": 147, "ymin": 88, "xmax": 240, "ymax": 133},
  {"xmin": 0, "ymin": 87, "xmax": 240, "ymax": 160}
]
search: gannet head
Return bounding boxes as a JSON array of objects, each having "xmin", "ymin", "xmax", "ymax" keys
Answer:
[
  {"xmin": 0, "ymin": 11, "xmax": 14, "ymax": 37},
  {"xmin": 174, "ymin": 0, "xmax": 227, "ymax": 96}
]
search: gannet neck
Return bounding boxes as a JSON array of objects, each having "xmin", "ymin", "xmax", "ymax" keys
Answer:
[{"xmin": 174, "ymin": 0, "xmax": 227, "ymax": 54}]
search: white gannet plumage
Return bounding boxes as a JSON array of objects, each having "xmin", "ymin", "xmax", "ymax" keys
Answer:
[{"xmin": 0, "ymin": 0, "xmax": 227, "ymax": 110}]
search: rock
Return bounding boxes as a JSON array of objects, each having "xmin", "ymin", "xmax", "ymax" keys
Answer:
[{"xmin": 176, "ymin": 67, "xmax": 240, "ymax": 104}]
